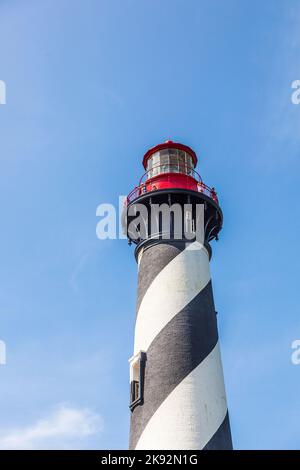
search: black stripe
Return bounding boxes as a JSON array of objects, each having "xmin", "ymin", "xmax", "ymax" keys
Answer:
[
  {"xmin": 136, "ymin": 242, "xmax": 184, "ymax": 314},
  {"xmin": 129, "ymin": 281, "xmax": 218, "ymax": 450},
  {"xmin": 203, "ymin": 412, "xmax": 233, "ymax": 450}
]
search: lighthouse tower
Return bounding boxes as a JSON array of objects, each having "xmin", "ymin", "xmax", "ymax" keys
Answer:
[{"xmin": 124, "ymin": 141, "xmax": 232, "ymax": 450}]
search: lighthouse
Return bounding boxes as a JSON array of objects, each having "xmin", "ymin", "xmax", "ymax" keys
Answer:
[{"xmin": 124, "ymin": 141, "xmax": 232, "ymax": 450}]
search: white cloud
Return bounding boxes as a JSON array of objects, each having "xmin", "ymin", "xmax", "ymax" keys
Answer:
[
  {"xmin": 0, "ymin": 403, "xmax": 103, "ymax": 450},
  {"xmin": 69, "ymin": 252, "xmax": 89, "ymax": 292}
]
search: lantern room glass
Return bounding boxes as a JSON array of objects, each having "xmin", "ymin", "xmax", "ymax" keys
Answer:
[{"xmin": 146, "ymin": 149, "xmax": 194, "ymax": 179}]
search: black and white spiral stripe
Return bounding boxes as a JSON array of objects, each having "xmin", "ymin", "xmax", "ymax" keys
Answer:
[{"xmin": 129, "ymin": 240, "xmax": 232, "ymax": 450}]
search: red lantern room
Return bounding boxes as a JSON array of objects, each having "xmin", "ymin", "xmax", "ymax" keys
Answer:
[{"xmin": 127, "ymin": 140, "xmax": 218, "ymax": 204}]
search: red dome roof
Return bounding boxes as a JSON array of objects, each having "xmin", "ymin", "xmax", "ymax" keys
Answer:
[{"xmin": 142, "ymin": 140, "xmax": 198, "ymax": 169}]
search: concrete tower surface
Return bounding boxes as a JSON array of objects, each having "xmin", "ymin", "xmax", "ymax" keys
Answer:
[{"xmin": 123, "ymin": 141, "xmax": 232, "ymax": 450}]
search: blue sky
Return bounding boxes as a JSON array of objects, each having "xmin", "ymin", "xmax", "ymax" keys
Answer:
[{"xmin": 0, "ymin": 0, "xmax": 300, "ymax": 449}]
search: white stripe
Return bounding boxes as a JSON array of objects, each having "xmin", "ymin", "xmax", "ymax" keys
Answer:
[
  {"xmin": 134, "ymin": 241, "xmax": 210, "ymax": 354},
  {"xmin": 135, "ymin": 342, "xmax": 227, "ymax": 450}
]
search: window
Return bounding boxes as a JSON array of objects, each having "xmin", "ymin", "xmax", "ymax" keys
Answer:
[
  {"xmin": 146, "ymin": 149, "xmax": 194, "ymax": 179},
  {"xmin": 177, "ymin": 150, "xmax": 186, "ymax": 173},
  {"xmin": 129, "ymin": 351, "xmax": 146, "ymax": 411},
  {"xmin": 151, "ymin": 152, "xmax": 160, "ymax": 177},
  {"xmin": 186, "ymin": 154, "xmax": 193, "ymax": 175},
  {"xmin": 168, "ymin": 149, "xmax": 179, "ymax": 173},
  {"xmin": 160, "ymin": 149, "xmax": 169, "ymax": 173},
  {"xmin": 147, "ymin": 157, "xmax": 153, "ymax": 179}
]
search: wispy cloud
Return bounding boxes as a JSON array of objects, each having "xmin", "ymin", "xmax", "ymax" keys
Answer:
[
  {"xmin": 0, "ymin": 403, "xmax": 103, "ymax": 450},
  {"xmin": 69, "ymin": 252, "xmax": 89, "ymax": 293}
]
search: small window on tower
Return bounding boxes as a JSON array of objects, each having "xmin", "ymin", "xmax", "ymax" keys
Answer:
[
  {"xmin": 160, "ymin": 149, "xmax": 169, "ymax": 173},
  {"xmin": 147, "ymin": 157, "xmax": 153, "ymax": 179},
  {"xmin": 177, "ymin": 150, "xmax": 186, "ymax": 173},
  {"xmin": 185, "ymin": 153, "xmax": 193, "ymax": 175},
  {"xmin": 169, "ymin": 148, "xmax": 179, "ymax": 173},
  {"xmin": 151, "ymin": 152, "xmax": 160, "ymax": 177},
  {"xmin": 129, "ymin": 351, "xmax": 146, "ymax": 411}
]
